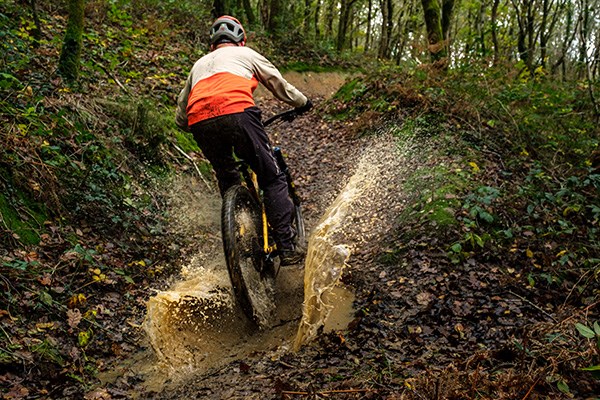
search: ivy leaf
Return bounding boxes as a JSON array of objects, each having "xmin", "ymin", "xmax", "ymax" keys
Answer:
[
  {"xmin": 39, "ymin": 290, "xmax": 53, "ymax": 306},
  {"xmin": 556, "ymin": 380, "xmax": 570, "ymax": 395},
  {"xmin": 479, "ymin": 211, "xmax": 494, "ymax": 223},
  {"xmin": 450, "ymin": 243, "xmax": 462, "ymax": 253},
  {"xmin": 581, "ymin": 365, "xmax": 600, "ymax": 371},
  {"xmin": 78, "ymin": 331, "xmax": 91, "ymax": 347},
  {"xmin": 575, "ymin": 323, "xmax": 596, "ymax": 338}
]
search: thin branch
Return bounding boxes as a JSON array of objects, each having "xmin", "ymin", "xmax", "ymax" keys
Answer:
[
  {"xmin": 281, "ymin": 388, "xmax": 376, "ymax": 396},
  {"xmin": 170, "ymin": 142, "xmax": 212, "ymax": 190},
  {"xmin": 521, "ymin": 377, "xmax": 541, "ymax": 400},
  {"xmin": 92, "ymin": 59, "xmax": 130, "ymax": 95},
  {"xmin": 508, "ymin": 290, "xmax": 558, "ymax": 322}
]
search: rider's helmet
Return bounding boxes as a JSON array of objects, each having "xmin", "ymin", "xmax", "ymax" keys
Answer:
[{"xmin": 209, "ymin": 16, "xmax": 246, "ymax": 46}]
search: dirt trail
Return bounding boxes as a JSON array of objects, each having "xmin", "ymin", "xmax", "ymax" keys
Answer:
[
  {"xmin": 101, "ymin": 72, "xmax": 379, "ymax": 396},
  {"xmin": 125, "ymin": 71, "xmax": 423, "ymax": 396}
]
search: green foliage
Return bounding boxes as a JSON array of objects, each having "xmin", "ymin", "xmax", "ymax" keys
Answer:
[
  {"xmin": 405, "ymin": 163, "xmax": 465, "ymax": 228},
  {"xmin": 101, "ymin": 99, "xmax": 170, "ymax": 163},
  {"xmin": 360, "ymin": 64, "xmax": 599, "ymax": 302},
  {"xmin": 0, "ymin": 191, "xmax": 46, "ymax": 245},
  {"xmin": 574, "ymin": 321, "xmax": 600, "ymax": 376},
  {"xmin": 174, "ymin": 130, "xmax": 200, "ymax": 153}
]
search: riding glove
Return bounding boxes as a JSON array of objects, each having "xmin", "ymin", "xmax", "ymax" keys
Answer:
[{"xmin": 295, "ymin": 99, "xmax": 313, "ymax": 115}]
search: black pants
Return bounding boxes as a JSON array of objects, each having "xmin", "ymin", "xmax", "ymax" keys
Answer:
[{"xmin": 190, "ymin": 107, "xmax": 295, "ymax": 250}]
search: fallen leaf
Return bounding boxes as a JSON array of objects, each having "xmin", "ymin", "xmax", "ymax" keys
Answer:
[
  {"xmin": 78, "ymin": 331, "xmax": 91, "ymax": 347},
  {"xmin": 68, "ymin": 293, "xmax": 87, "ymax": 309},
  {"xmin": 526, "ymin": 248, "xmax": 534, "ymax": 258},
  {"xmin": 67, "ymin": 309, "xmax": 82, "ymax": 329},
  {"xmin": 38, "ymin": 274, "xmax": 52, "ymax": 286},
  {"xmin": 84, "ymin": 388, "xmax": 112, "ymax": 400},
  {"xmin": 36, "ymin": 322, "xmax": 56, "ymax": 331},
  {"xmin": 416, "ymin": 292, "xmax": 432, "ymax": 306}
]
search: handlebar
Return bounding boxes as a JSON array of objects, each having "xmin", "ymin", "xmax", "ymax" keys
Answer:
[{"xmin": 263, "ymin": 109, "xmax": 298, "ymax": 127}]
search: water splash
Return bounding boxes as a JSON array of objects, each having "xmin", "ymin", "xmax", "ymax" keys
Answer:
[
  {"xmin": 294, "ymin": 131, "xmax": 416, "ymax": 350},
  {"xmin": 139, "ymin": 128, "xmax": 417, "ymax": 384},
  {"xmin": 138, "ymin": 177, "xmax": 304, "ymax": 388},
  {"xmin": 294, "ymin": 150, "xmax": 382, "ymax": 350}
]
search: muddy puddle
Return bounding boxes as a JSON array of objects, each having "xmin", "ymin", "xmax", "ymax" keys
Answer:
[
  {"xmin": 98, "ymin": 176, "xmax": 356, "ymax": 393},
  {"xmin": 121, "ymin": 261, "xmax": 355, "ymax": 393}
]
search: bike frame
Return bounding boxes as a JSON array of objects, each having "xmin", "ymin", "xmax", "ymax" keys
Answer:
[{"xmin": 238, "ymin": 109, "xmax": 300, "ymax": 258}]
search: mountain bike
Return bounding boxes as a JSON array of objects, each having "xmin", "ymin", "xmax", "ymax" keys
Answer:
[{"xmin": 221, "ymin": 109, "xmax": 306, "ymax": 326}]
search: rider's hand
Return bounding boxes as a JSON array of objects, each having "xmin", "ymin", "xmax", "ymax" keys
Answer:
[
  {"xmin": 295, "ymin": 99, "xmax": 313, "ymax": 115},
  {"xmin": 282, "ymin": 112, "xmax": 297, "ymax": 122}
]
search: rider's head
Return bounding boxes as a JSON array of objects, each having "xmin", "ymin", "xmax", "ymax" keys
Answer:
[{"xmin": 209, "ymin": 16, "xmax": 246, "ymax": 50}]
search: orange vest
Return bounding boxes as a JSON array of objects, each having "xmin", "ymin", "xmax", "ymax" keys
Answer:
[{"xmin": 187, "ymin": 72, "xmax": 258, "ymax": 125}]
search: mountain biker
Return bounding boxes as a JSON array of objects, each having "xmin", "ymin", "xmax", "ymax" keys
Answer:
[{"xmin": 175, "ymin": 15, "xmax": 312, "ymax": 266}]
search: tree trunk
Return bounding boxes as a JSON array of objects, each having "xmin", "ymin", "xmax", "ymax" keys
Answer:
[
  {"xmin": 441, "ymin": 0, "xmax": 454, "ymax": 42},
  {"xmin": 512, "ymin": 0, "xmax": 532, "ymax": 70},
  {"xmin": 551, "ymin": 2, "xmax": 576, "ymax": 77},
  {"xmin": 421, "ymin": 0, "xmax": 446, "ymax": 61},
  {"xmin": 474, "ymin": 2, "xmax": 486, "ymax": 56},
  {"xmin": 396, "ymin": 0, "xmax": 416, "ymax": 64},
  {"xmin": 314, "ymin": 0, "xmax": 321, "ymax": 38},
  {"xmin": 577, "ymin": 0, "xmax": 590, "ymax": 79},
  {"xmin": 377, "ymin": 0, "xmax": 394, "ymax": 58},
  {"xmin": 58, "ymin": 0, "xmax": 85, "ymax": 83},
  {"xmin": 539, "ymin": 0, "xmax": 550, "ymax": 68},
  {"xmin": 324, "ymin": 0, "xmax": 334, "ymax": 39},
  {"xmin": 365, "ymin": 0, "xmax": 373, "ymax": 52},
  {"xmin": 212, "ymin": 0, "xmax": 227, "ymax": 18},
  {"xmin": 242, "ymin": 0, "xmax": 256, "ymax": 26},
  {"xmin": 491, "ymin": 0, "xmax": 500, "ymax": 64},
  {"xmin": 336, "ymin": 0, "xmax": 355, "ymax": 51},
  {"xmin": 28, "ymin": 0, "xmax": 42, "ymax": 47},
  {"xmin": 303, "ymin": 0, "xmax": 313, "ymax": 37},
  {"xmin": 526, "ymin": 0, "xmax": 535, "ymax": 72},
  {"xmin": 268, "ymin": 0, "xmax": 283, "ymax": 32}
]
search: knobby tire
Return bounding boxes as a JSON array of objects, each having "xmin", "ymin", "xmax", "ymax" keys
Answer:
[{"xmin": 222, "ymin": 185, "xmax": 274, "ymax": 325}]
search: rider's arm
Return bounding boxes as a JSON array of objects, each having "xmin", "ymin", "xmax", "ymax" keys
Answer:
[
  {"xmin": 175, "ymin": 75, "xmax": 192, "ymax": 131},
  {"xmin": 251, "ymin": 50, "xmax": 308, "ymax": 108}
]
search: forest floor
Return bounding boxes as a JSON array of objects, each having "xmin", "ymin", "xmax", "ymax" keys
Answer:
[{"xmin": 76, "ymin": 76, "xmax": 598, "ymax": 400}]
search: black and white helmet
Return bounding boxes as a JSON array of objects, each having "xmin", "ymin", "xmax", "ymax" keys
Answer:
[{"xmin": 209, "ymin": 16, "xmax": 246, "ymax": 46}]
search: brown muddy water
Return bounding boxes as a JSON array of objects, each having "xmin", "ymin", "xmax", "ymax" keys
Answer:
[{"xmin": 98, "ymin": 173, "xmax": 357, "ymax": 392}]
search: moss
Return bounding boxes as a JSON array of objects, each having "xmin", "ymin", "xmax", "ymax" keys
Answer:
[
  {"xmin": 58, "ymin": 0, "xmax": 85, "ymax": 82},
  {"xmin": 174, "ymin": 130, "xmax": 200, "ymax": 153},
  {"xmin": 282, "ymin": 62, "xmax": 346, "ymax": 73},
  {"xmin": 333, "ymin": 78, "xmax": 366, "ymax": 102},
  {"xmin": 0, "ymin": 191, "xmax": 47, "ymax": 245}
]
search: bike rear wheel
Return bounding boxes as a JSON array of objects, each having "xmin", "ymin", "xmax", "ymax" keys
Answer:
[
  {"xmin": 222, "ymin": 185, "xmax": 275, "ymax": 326},
  {"xmin": 293, "ymin": 204, "xmax": 306, "ymax": 248}
]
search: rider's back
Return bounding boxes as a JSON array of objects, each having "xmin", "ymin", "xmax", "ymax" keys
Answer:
[{"xmin": 182, "ymin": 46, "xmax": 306, "ymax": 126}]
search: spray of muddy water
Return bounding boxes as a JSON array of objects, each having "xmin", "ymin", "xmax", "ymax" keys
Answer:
[
  {"xmin": 139, "ymin": 175, "xmax": 304, "ymax": 389},
  {"xmin": 137, "ymin": 128, "xmax": 417, "ymax": 389},
  {"xmin": 140, "ymin": 176, "xmax": 246, "ymax": 383},
  {"xmin": 294, "ymin": 131, "xmax": 415, "ymax": 350}
]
